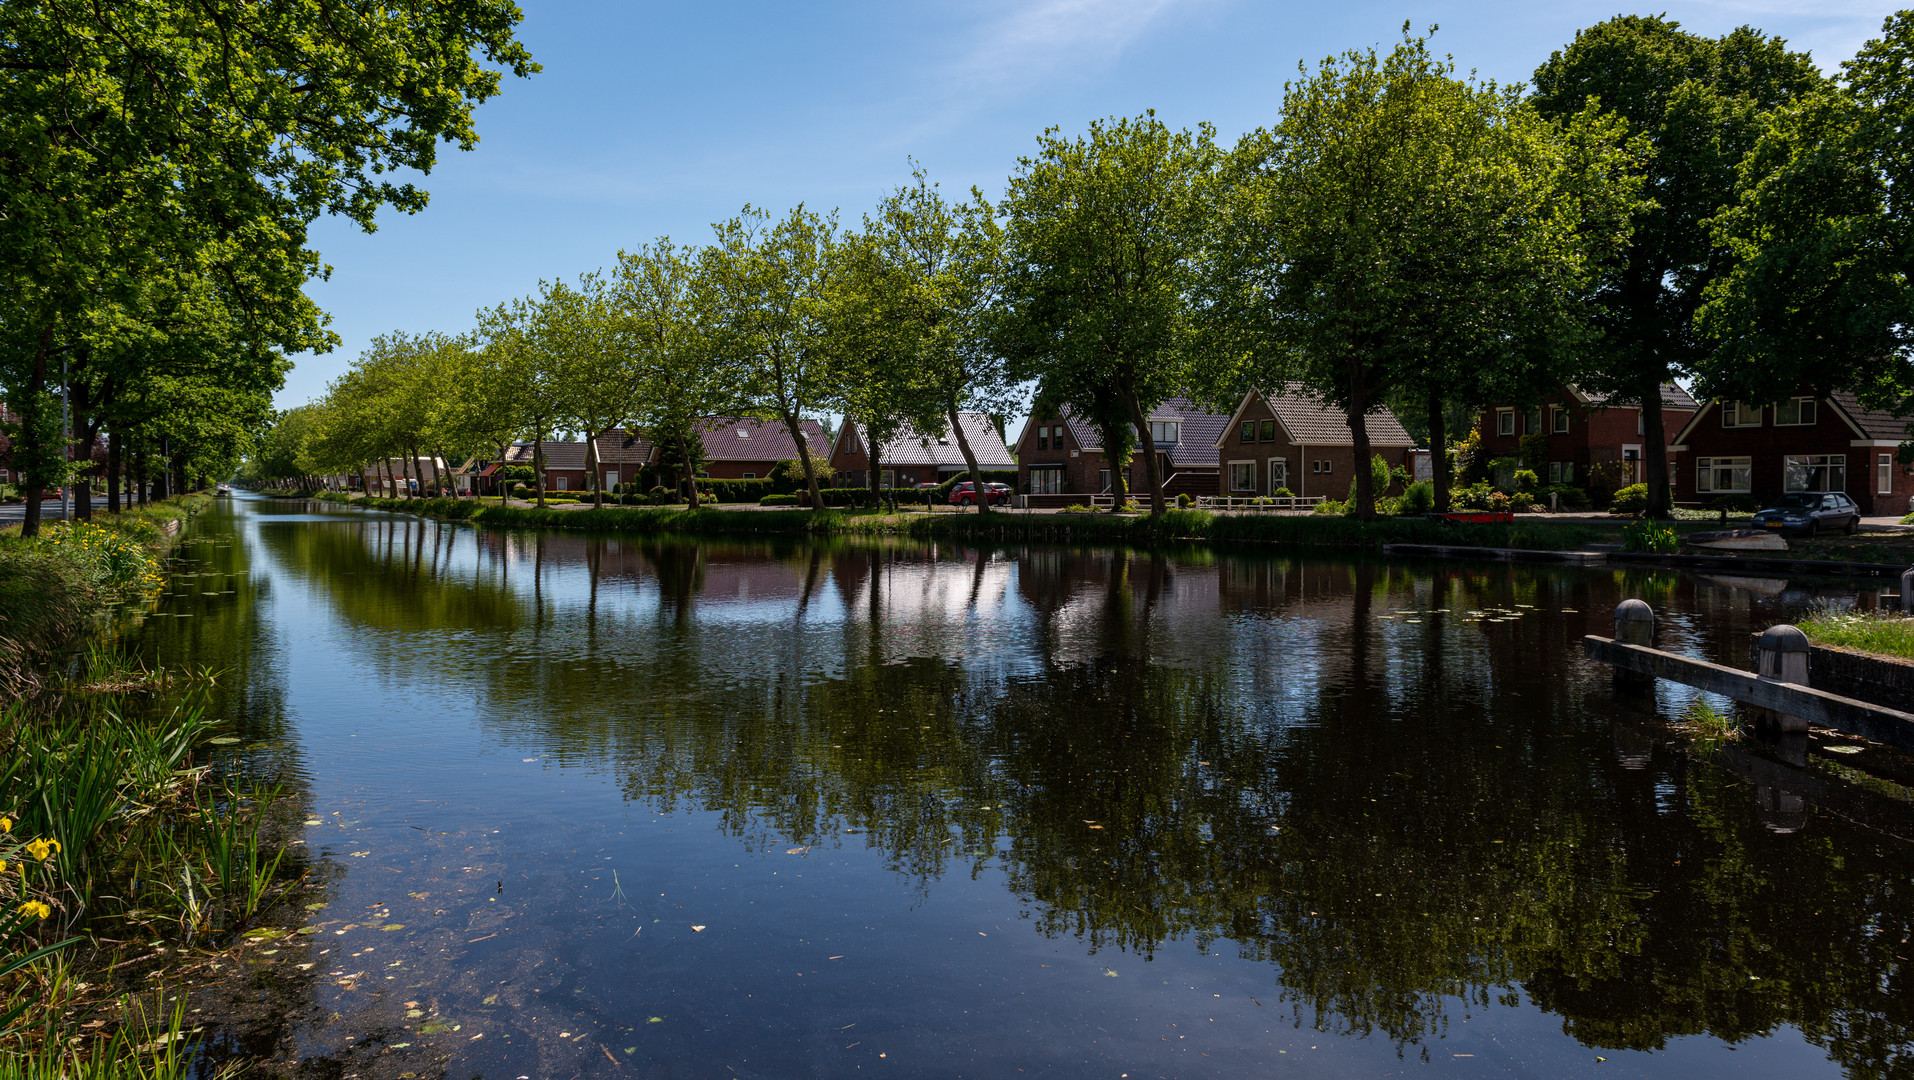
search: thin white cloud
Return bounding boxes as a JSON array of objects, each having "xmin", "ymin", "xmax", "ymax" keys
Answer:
[{"xmin": 950, "ymin": 0, "xmax": 1194, "ymax": 99}]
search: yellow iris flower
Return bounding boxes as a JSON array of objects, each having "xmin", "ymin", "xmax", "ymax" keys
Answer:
[{"xmin": 17, "ymin": 901, "xmax": 49, "ymax": 921}]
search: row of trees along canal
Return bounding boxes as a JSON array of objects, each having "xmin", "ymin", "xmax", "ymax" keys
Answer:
[
  {"xmin": 0, "ymin": 0, "xmax": 538, "ymax": 537},
  {"xmin": 261, "ymin": 15, "xmax": 1914, "ymax": 522}
]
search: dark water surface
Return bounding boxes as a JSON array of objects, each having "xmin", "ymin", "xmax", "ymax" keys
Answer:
[{"xmin": 134, "ymin": 495, "xmax": 1914, "ymax": 1079}]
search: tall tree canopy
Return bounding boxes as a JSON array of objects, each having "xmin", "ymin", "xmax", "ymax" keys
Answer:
[
  {"xmin": 1206, "ymin": 29, "xmax": 1641, "ymax": 517},
  {"xmin": 997, "ymin": 113, "xmax": 1218, "ymax": 515},
  {"xmin": 1530, "ymin": 15, "xmax": 1825, "ymax": 517},
  {"xmin": 1698, "ymin": 12, "xmax": 1914, "ymax": 439}
]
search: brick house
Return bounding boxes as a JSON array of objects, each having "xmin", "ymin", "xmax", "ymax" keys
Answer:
[
  {"xmin": 500, "ymin": 429, "xmax": 655, "ymax": 493},
  {"xmin": 1015, "ymin": 398, "xmax": 1228, "ymax": 499},
  {"xmin": 690, "ymin": 417, "xmax": 831, "ymax": 481},
  {"xmin": 1669, "ymin": 391, "xmax": 1914, "ymax": 515},
  {"xmin": 1476, "ymin": 384, "xmax": 1697, "ymax": 488},
  {"xmin": 1210, "ymin": 385, "xmax": 1419, "ymax": 498},
  {"xmin": 829, "ymin": 412, "xmax": 1015, "ymax": 488}
]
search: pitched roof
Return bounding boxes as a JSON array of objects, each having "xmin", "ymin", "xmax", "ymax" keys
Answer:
[
  {"xmin": 1570, "ymin": 383, "xmax": 1700, "ymax": 411},
  {"xmin": 699, "ymin": 416, "xmax": 830, "ymax": 462},
  {"xmin": 1034, "ymin": 398, "xmax": 1232, "ymax": 468},
  {"xmin": 864, "ymin": 413, "xmax": 1015, "ymax": 469},
  {"xmin": 499, "ymin": 429, "xmax": 654, "ymax": 471},
  {"xmin": 1236, "ymin": 384, "xmax": 1418, "ymax": 448},
  {"xmin": 1830, "ymin": 392, "xmax": 1914, "ymax": 441}
]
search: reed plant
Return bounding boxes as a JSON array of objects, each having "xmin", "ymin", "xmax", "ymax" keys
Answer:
[{"xmin": 1797, "ymin": 608, "xmax": 1914, "ymax": 661}]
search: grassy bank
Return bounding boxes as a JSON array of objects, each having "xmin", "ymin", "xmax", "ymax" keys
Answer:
[
  {"xmin": 1799, "ymin": 609, "xmax": 1914, "ymax": 661},
  {"xmin": 0, "ymin": 494, "xmax": 212, "ymax": 700},
  {"xmin": 317, "ymin": 493, "xmax": 1620, "ymax": 552}
]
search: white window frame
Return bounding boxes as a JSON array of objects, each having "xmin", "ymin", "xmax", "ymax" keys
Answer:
[
  {"xmin": 556, "ymin": 476, "xmax": 569, "ymax": 491},
  {"xmin": 1881, "ymin": 453, "xmax": 1895, "ymax": 495},
  {"xmin": 1099, "ymin": 468, "xmax": 1112, "ymax": 493},
  {"xmin": 1722, "ymin": 401, "xmax": 1762, "ymax": 428},
  {"xmin": 1321, "ymin": 459, "xmax": 1333, "ymax": 474},
  {"xmin": 1775, "ymin": 397, "xmax": 1818, "ymax": 427},
  {"xmin": 1497, "ymin": 409, "xmax": 1515, "ymax": 437},
  {"xmin": 1148, "ymin": 420, "xmax": 1180, "ymax": 445},
  {"xmin": 1551, "ymin": 407, "xmax": 1569, "ymax": 435},
  {"xmin": 1695, "ymin": 456, "xmax": 1752, "ymax": 494},
  {"xmin": 741, "ymin": 471, "xmax": 755, "ymax": 480},
  {"xmin": 1783, "ymin": 454, "xmax": 1845, "ymax": 493},
  {"xmin": 1228, "ymin": 460, "xmax": 1256, "ymax": 492},
  {"xmin": 1267, "ymin": 457, "xmax": 1287, "ymax": 493}
]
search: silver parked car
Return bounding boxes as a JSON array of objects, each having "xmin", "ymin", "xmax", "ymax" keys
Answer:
[{"xmin": 1751, "ymin": 492, "xmax": 1860, "ymax": 536}]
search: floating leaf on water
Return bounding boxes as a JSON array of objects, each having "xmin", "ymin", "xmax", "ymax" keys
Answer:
[
  {"xmin": 405, "ymin": 1009, "xmax": 423, "ymax": 1019},
  {"xmin": 690, "ymin": 925, "xmax": 706, "ymax": 932},
  {"xmin": 1826, "ymin": 745, "xmax": 1864, "ymax": 754},
  {"xmin": 381, "ymin": 924, "xmax": 405, "ymax": 931},
  {"xmin": 304, "ymin": 820, "xmax": 323, "ymax": 826},
  {"xmin": 208, "ymin": 736, "xmax": 242, "ymax": 745},
  {"xmin": 647, "ymin": 1017, "xmax": 663, "ymax": 1024},
  {"xmin": 1103, "ymin": 968, "xmax": 1119, "ymax": 977},
  {"xmin": 481, "ymin": 994, "xmax": 498, "ymax": 1005}
]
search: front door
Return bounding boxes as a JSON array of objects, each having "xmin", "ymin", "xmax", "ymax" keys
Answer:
[{"xmin": 1268, "ymin": 457, "xmax": 1287, "ymax": 494}]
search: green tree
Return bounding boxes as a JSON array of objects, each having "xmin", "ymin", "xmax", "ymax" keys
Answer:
[
  {"xmin": 1205, "ymin": 29, "xmax": 1639, "ymax": 518},
  {"xmin": 615, "ymin": 240, "xmax": 742, "ymax": 508},
  {"xmin": 853, "ymin": 169, "xmax": 1016, "ymax": 514},
  {"xmin": 1697, "ymin": 13, "xmax": 1914, "ymax": 436},
  {"xmin": 1530, "ymin": 15, "xmax": 1825, "ymax": 517},
  {"xmin": 997, "ymin": 113, "xmax": 1218, "ymax": 515},
  {"xmin": 706, "ymin": 206, "xmax": 839, "ymax": 510}
]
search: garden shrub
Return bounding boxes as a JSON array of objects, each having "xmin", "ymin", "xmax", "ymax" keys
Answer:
[
  {"xmin": 1610, "ymin": 483, "xmax": 1649, "ymax": 515},
  {"xmin": 1272, "ymin": 487, "xmax": 1294, "ymax": 499},
  {"xmin": 1313, "ymin": 499, "xmax": 1345, "ymax": 515},
  {"xmin": 1176, "ymin": 493, "xmax": 1191, "ymax": 508},
  {"xmin": 1400, "ymin": 480, "xmax": 1435, "ymax": 515},
  {"xmin": 1513, "ymin": 468, "xmax": 1540, "ymax": 491}
]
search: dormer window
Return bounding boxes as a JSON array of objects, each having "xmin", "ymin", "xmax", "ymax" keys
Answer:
[
  {"xmin": 736, "ymin": 428, "xmax": 750, "ymax": 438},
  {"xmin": 1148, "ymin": 420, "xmax": 1179, "ymax": 445}
]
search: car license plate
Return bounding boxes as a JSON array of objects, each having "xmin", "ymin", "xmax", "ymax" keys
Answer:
[{"xmin": 1764, "ymin": 521, "xmax": 1784, "ymax": 528}]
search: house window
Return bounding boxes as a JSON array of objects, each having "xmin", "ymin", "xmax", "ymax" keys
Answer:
[
  {"xmin": 1637, "ymin": 413, "xmax": 1644, "ymax": 436},
  {"xmin": 1497, "ymin": 409, "xmax": 1515, "ymax": 437},
  {"xmin": 1784, "ymin": 454, "xmax": 1845, "ymax": 493},
  {"xmin": 1882, "ymin": 453, "xmax": 1896, "ymax": 495},
  {"xmin": 1552, "ymin": 407, "xmax": 1569, "ymax": 434},
  {"xmin": 1268, "ymin": 458, "xmax": 1287, "ymax": 492},
  {"xmin": 1548, "ymin": 462, "xmax": 1575, "ymax": 484},
  {"xmin": 1525, "ymin": 409, "xmax": 1543, "ymax": 435},
  {"xmin": 1722, "ymin": 401, "xmax": 1762, "ymax": 428},
  {"xmin": 1228, "ymin": 462, "xmax": 1256, "ymax": 491},
  {"xmin": 1028, "ymin": 465, "xmax": 1063, "ymax": 495},
  {"xmin": 605, "ymin": 471, "xmax": 618, "ymax": 490},
  {"xmin": 556, "ymin": 477, "xmax": 569, "ymax": 491},
  {"xmin": 1053, "ymin": 425, "xmax": 1065, "ymax": 445},
  {"xmin": 1099, "ymin": 468, "xmax": 1112, "ymax": 493},
  {"xmin": 1695, "ymin": 457, "xmax": 1752, "ymax": 494},
  {"xmin": 1240, "ymin": 422, "xmax": 1255, "ymax": 444},
  {"xmin": 736, "ymin": 428, "xmax": 750, "ymax": 438},
  {"xmin": 1037, "ymin": 427, "xmax": 1048, "ymax": 451},
  {"xmin": 1259, "ymin": 419, "xmax": 1276, "ymax": 441},
  {"xmin": 742, "ymin": 471, "xmax": 755, "ymax": 479},
  {"xmin": 1776, "ymin": 397, "xmax": 1817, "ymax": 426},
  {"xmin": 1145, "ymin": 420, "xmax": 1179, "ymax": 445}
]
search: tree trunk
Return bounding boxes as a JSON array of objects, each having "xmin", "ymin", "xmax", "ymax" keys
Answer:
[
  {"xmin": 681, "ymin": 436, "xmax": 701, "ymax": 509},
  {"xmin": 19, "ymin": 330, "xmax": 50, "ymax": 538},
  {"xmin": 106, "ymin": 432, "xmax": 122, "ymax": 514},
  {"xmin": 382, "ymin": 458, "xmax": 395, "ymax": 500},
  {"xmin": 587, "ymin": 432, "xmax": 605, "ymax": 508},
  {"xmin": 1641, "ymin": 377, "xmax": 1671, "ymax": 519},
  {"xmin": 172, "ymin": 453, "xmax": 187, "ymax": 497},
  {"xmin": 534, "ymin": 435, "xmax": 547, "ymax": 509},
  {"xmin": 945, "ymin": 403, "xmax": 991, "ymax": 515},
  {"xmin": 847, "ymin": 415, "xmax": 881, "ymax": 510},
  {"xmin": 782, "ymin": 413, "xmax": 825, "ymax": 510},
  {"xmin": 1347, "ymin": 358, "xmax": 1375, "ymax": 520},
  {"xmin": 1428, "ymin": 391, "xmax": 1450, "ymax": 513},
  {"xmin": 1098, "ymin": 420, "xmax": 1130, "ymax": 507},
  {"xmin": 1122, "ymin": 387, "xmax": 1165, "ymax": 514}
]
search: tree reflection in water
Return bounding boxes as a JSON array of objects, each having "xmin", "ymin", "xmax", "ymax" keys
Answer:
[{"xmin": 201, "ymin": 505, "xmax": 1914, "ymax": 1073}]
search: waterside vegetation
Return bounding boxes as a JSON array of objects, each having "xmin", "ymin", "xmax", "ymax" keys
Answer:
[{"xmin": 1799, "ymin": 609, "xmax": 1914, "ymax": 661}]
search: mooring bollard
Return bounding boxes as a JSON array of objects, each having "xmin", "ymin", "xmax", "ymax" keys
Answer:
[
  {"xmin": 1613, "ymin": 599, "xmax": 1655, "ymax": 647},
  {"xmin": 1612, "ymin": 599, "xmax": 1655, "ymax": 693},
  {"xmin": 1755, "ymin": 624, "xmax": 1812, "ymax": 734}
]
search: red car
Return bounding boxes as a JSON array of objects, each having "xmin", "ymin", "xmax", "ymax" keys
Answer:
[{"xmin": 948, "ymin": 482, "xmax": 1011, "ymax": 507}]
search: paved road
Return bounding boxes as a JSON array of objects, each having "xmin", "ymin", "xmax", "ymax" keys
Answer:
[{"xmin": 0, "ymin": 501, "xmax": 70, "ymax": 527}]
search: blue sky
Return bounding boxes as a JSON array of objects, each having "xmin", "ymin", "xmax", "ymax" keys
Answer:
[{"xmin": 289, "ymin": 0, "xmax": 1900, "ymax": 428}]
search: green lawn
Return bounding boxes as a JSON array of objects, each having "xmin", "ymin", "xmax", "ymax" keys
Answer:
[{"xmin": 1798, "ymin": 609, "xmax": 1914, "ymax": 661}]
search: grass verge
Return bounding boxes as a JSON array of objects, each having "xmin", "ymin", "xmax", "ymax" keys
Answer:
[
  {"xmin": 322, "ymin": 494, "xmax": 1620, "ymax": 553},
  {"xmin": 0, "ymin": 495, "xmax": 212, "ymax": 700},
  {"xmin": 1798, "ymin": 609, "xmax": 1914, "ymax": 661}
]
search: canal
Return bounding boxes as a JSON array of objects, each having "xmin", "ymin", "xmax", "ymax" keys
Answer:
[{"xmin": 136, "ymin": 494, "xmax": 1914, "ymax": 1078}]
